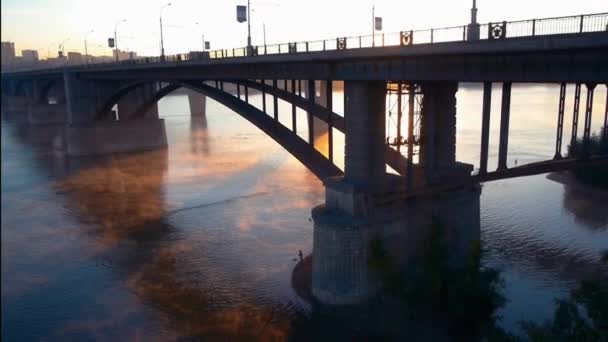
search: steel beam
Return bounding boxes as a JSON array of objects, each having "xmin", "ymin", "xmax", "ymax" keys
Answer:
[
  {"xmin": 480, "ymin": 82, "xmax": 492, "ymax": 174},
  {"xmin": 571, "ymin": 83, "xmax": 581, "ymax": 149},
  {"xmin": 497, "ymin": 82, "xmax": 512, "ymax": 171},
  {"xmin": 326, "ymin": 80, "xmax": 333, "ymax": 163},
  {"xmin": 604, "ymin": 84, "xmax": 608, "ymax": 139},
  {"xmin": 308, "ymin": 80, "xmax": 315, "ymax": 145},
  {"xmin": 407, "ymin": 83, "xmax": 415, "ymax": 191},
  {"xmin": 292, "ymin": 79, "xmax": 297, "ymax": 132},
  {"xmin": 237, "ymin": 83, "xmax": 241, "ymax": 99},
  {"xmin": 554, "ymin": 82, "xmax": 566, "ymax": 159},
  {"xmin": 273, "ymin": 79, "xmax": 279, "ymax": 121},
  {"xmin": 396, "ymin": 82, "xmax": 403, "ymax": 153},
  {"xmin": 582, "ymin": 83, "xmax": 596, "ymax": 157},
  {"xmin": 262, "ymin": 79, "xmax": 266, "ymax": 113},
  {"xmin": 244, "ymin": 84, "xmax": 249, "ymax": 103}
]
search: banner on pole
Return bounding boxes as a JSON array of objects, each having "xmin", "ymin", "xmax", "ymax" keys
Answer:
[
  {"xmin": 237, "ymin": 5, "xmax": 247, "ymax": 23},
  {"xmin": 375, "ymin": 17, "xmax": 383, "ymax": 31}
]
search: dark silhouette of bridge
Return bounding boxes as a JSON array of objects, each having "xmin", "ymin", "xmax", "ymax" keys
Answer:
[{"xmin": 2, "ymin": 10, "xmax": 607, "ymax": 305}]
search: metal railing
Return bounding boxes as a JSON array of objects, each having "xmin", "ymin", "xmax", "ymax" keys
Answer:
[{"xmin": 4, "ymin": 12, "xmax": 607, "ymax": 73}]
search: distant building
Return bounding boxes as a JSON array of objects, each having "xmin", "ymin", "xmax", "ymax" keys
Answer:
[
  {"xmin": 113, "ymin": 49, "xmax": 136, "ymax": 61},
  {"xmin": 1, "ymin": 41, "xmax": 16, "ymax": 66},
  {"xmin": 68, "ymin": 52, "xmax": 84, "ymax": 65},
  {"xmin": 22, "ymin": 49, "xmax": 39, "ymax": 63}
]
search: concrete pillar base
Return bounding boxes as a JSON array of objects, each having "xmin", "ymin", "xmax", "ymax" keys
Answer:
[
  {"xmin": 62, "ymin": 119, "xmax": 168, "ymax": 157},
  {"xmin": 27, "ymin": 104, "xmax": 67, "ymax": 125},
  {"xmin": 188, "ymin": 90, "xmax": 207, "ymax": 117},
  {"xmin": 311, "ymin": 204, "xmax": 378, "ymax": 306},
  {"xmin": 311, "ymin": 183, "xmax": 482, "ymax": 306}
]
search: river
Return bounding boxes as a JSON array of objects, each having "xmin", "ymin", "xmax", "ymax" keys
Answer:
[{"xmin": 2, "ymin": 83, "xmax": 607, "ymax": 340}]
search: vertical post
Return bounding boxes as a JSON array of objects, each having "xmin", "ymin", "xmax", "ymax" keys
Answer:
[
  {"xmin": 430, "ymin": 29, "xmax": 434, "ymax": 43},
  {"xmin": 407, "ymin": 83, "xmax": 415, "ymax": 191},
  {"xmin": 237, "ymin": 83, "xmax": 241, "ymax": 99},
  {"xmin": 292, "ymin": 79, "xmax": 297, "ymax": 133},
  {"xmin": 532, "ymin": 19, "xmax": 536, "ymax": 36},
  {"xmin": 480, "ymin": 82, "xmax": 492, "ymax": 175},
  {"xmin": 298, "ymin": 80, "xmax": 302, "ymax": 97},
  {"xmin": 582, "ymin": 83, "xmax": 596, "ymax": 157},
  {"xmin": 215, "ymin": 80, "xmax": 219, "ymax": 89},
  {"xmin": 359, "ymin": 36, "xmax": 362, "ymax": 48},
  {"xmin": 326, "ymin": 80, "xmax": 333, "ymax": 162},
  {"xmin": 308, "ymin": 80, "xmax": 315, "ymax": 145},
  {"xmin": 571, "ymin": 83, "xmax": 582, "ymax": 149},
  {"xmin": 604, "ymin": 84, "xmax": 608, "ymax": 139},
  {"xmin": 579, "ymin": 15, "xmax": 584, "ymax": 33},
  {"xmin": 554, "ymin": 83, "xmax": 566, "ymax": 159},
  {"xmin": 273, "ymin": 79, "xmax": 279, "ymax": 121},
  {"xmin": 396, "ymin": 82, "xmax": 403, "ymax": 153},
  {"xmin": 284, "ymin": 79, "xmax": 288, "ymax": 92},
  {"xmin": 245, "ymin": 84, "xmax": 249, "ymax": 103},
  {"xmin": 463, "ymin": 25, "xmax": 466, "ymax": 41},
  {"xmin": 220, "ymin": 80, "xmax": 224, "ymax": 91},
  {"xmin": 497, "ymin": 82, "xmax": 512, "ymax": 171},
  {"xmin": 262, "ymin": 79, "xmax": 266, "ymax": 113}
]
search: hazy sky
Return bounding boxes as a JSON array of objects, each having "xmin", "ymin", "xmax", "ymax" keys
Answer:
[{"xmin": 1, "ymin": 0, "xmax": 606, "ymax": 57}]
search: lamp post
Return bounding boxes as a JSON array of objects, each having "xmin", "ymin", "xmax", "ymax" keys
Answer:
[
  {"xmin": 114, "ymin": 19, "xmax": 127, "ymax": 62},
  {"xmin": 247, "ymin": 0, "xmax": 252, "ymax": 50},
  {"xmin": 59, "ymin": 38, "xmax": 70, "ymax": 65},
  {"xmin": 84, "ymin": 29, "xmax": 94, "ymax": 66},
  {"xmin": 160, "ymin": 2, "xmax": 172, "ymax": 61},
  {"xmin": 195, "ymin": 22, "xmax": 205, "ymax": 51}
]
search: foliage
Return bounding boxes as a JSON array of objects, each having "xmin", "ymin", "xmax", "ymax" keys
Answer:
[
  {"xmin": 567, "ymin": 126, "xmax": 608, "ymax": 187},
  {"xmin": 368, "ymin": 220, "xmax": 512, "ymax": 341},
  {"xmin": 519, "ymin": 251, "xmax": 608, "ymax": 342}
]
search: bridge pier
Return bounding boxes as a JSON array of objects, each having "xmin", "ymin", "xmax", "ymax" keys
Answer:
[
  {"xmin": 419, "ymin": 82, "xmax": 473, "ymax": 183},
  {"xmin": 187, "ymin": 89, "xmax": 207, "ymax": 117},
  {"xmin": 312, "ymin": 80, "xmax": 387, "ymax": 305},
  {"xmin": 311, "ymin": 80, "xmax": 478, "ymax": 305},
  {"xmin": 60, "ymin": 72, "xmax": 167, "ymax": 156}
]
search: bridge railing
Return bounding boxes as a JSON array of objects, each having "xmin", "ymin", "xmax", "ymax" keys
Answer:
[{"xmin": 2, "ymin": 12, "xmax": 607, "ymax": 74}]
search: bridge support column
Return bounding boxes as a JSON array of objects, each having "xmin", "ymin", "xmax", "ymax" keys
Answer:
[
  {"xmin": 497, "ymin": 82, "xmax": 512, "ymax": 171},
  {"xmin": 117, "ymin": 83, "xmax": 159, "ymax": 120},
  {"xmin": 419, "ymin": 82, "xmax": 472, "ymax": 183},
  {"xmin": 187, "ymin": 89, "xmax": 207, "ymax": 117},
  {"xmin": 63, "ymin": 73, "xmax": 167, "ymax": 156},
  {"xmin": 311, "ymin": 81, "xmax": 387, "ymax": 305}
]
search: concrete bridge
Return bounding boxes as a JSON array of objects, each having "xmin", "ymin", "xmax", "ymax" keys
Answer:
[{"xmin": 2, "ymin": 12, "xmax": 608, "ymax": 305}]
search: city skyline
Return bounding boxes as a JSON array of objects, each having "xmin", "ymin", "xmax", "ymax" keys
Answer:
[{"xmin": 2, "ymin": 0, "xmax": 606, "ymax": 58}]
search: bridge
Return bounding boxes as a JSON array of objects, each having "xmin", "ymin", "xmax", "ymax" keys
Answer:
[{"xmin": 2, "ymin": 11, "xmax": 608, "ymax": 305}]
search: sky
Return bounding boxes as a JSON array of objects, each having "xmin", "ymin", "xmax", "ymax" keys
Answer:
[{"xmin": 1, "ymin": 0, "xmax": 606, "ymax": 58}]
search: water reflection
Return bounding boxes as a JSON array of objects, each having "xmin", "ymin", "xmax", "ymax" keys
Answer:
[
  {"xmin": 190, "ymin": 116, "xmax": 211, "ymax": 156},
  {"xmin": 2, "ymin": 86, "xmax": 608, "ymax": 341},
  {"xmin": 547, "ymin": 172, "xmax": 608, "ymax": 231}
]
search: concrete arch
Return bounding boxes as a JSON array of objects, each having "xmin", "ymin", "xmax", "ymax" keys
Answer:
[
  {"xmin": 128, "ymin": 79, "xmax": 409, "ymax": 176},
  {"xmin": 94, "ymin": 81, "xmax": 155, "ymax": 120},
  {"xmin": 179, "ymin": 80, "xmax": 343, "ymax": 180}
]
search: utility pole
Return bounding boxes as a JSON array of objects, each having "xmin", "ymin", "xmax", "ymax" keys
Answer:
[
  {"xmin": 84, "ymin": 30, "xmax": 94, "ymax": 66},
  {"xmin": 247, "ymin": 0, "xmax": 252, "ymax": 51},
  {"xmin": 160, "ymin": 2, "xmax": 172, "ymax": 62},
  {"xmin": 372, "ymin": 5, "xmax": 375, "ymax": 47},
  {"xmin": 114, "ymin": 19, "xmax": 126, "ymax": 62}
]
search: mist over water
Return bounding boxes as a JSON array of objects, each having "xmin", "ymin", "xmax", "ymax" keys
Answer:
[{"xmin": 2, "ymin": 84, "xmax": 607, "ymax": 340}]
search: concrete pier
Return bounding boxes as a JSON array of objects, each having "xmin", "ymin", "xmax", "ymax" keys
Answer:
[
  {"xmin": 187, "ymin": 89, "xmax": 207, "ymax": 117},
  {"xmin": 312, "ymin": 184, "xmax": 481, "ymax": 305},
  {"xmin": 62, "ymin": 119, "xmax": 168, "ymax": 156}
]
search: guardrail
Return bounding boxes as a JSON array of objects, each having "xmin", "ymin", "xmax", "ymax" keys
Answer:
[{"xmin": 4, "ymin": 12, "xmax": 608, "ymax": 73}]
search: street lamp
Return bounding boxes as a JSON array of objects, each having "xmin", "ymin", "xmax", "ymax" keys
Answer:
[
  {"xmin": 160, "ymin": 2, "xmax": 172, "ymax": 61},
  {"xmin": 114, "ymin": 19, "xmax": 127, "ymax": 62},
  {"xmin": 194, "ymin": 22, "xmax": 204, "ymax": 51},
  {"xmin": 84, "ymin": 29, "xmax": 94, "ymax": 66},
  {"xmin": 59, "ymin": 38, "xmax": 70, "ymax": 65}
]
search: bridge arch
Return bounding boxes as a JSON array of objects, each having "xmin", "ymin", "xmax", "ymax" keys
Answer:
[
  {"xmin": 94, "ymin": 81, "xmax": 157, "ymax": 120},
  {"xmin": 112, "ymin": 79, "xmax": 342, "ymax": 180},
  {"xmin": 99, "ymin": 78, "xmax": 410, "ymax": 177}
]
